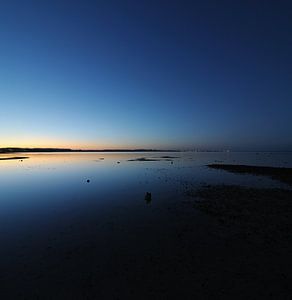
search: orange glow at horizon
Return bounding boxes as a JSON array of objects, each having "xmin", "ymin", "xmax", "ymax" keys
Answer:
[
  {"xmin": 0, "ymin": 137, "xmax": 112, "ymax": 150},
  {"xmin": 0, "ymin": 132, "xmax": 173, "ymax": 150},
  {"xmin": 0, "ymin": 138, "xmax": 162, "ymax": 150}
]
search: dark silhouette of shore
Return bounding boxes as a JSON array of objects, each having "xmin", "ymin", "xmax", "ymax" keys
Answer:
[
  {"xmin": 0, "ymin": 156, "xmax": 29, "ymax": 161},
  {"xmin": 0, "ymin": 147, "xmax": 179, "ymax": 154}
]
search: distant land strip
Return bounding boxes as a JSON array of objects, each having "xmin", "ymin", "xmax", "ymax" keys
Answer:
[
  {"xmin": 0, "ymin": 156, "xmax": 29, "ymax": 161},
  {"xmin": 0, "ymin": 148, "xmax": 179, "ymax": 154}
]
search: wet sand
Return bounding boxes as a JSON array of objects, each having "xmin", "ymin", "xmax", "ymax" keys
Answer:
[
  {"xmin": 128, "ymin": 157, "xmax": 161, "ymax": 161},
  {"xmin": 188, "ymin": 185, "xmax": 292, "ymax": 244},
  {"xmin": 128, "ymin": 156, "xmax": 178, "ymax": 162},
  {"xmin": 208, "ymin": 163, "xmax": 292, "ymax": 185}
]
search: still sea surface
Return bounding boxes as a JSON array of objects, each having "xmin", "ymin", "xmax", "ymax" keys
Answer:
[
  {"xmin": 0, "ymin": 151, "xmax": 292, "ymax": 298},
  {"xmin": 1, "ymin": 151, "xmax": 291, "ymax": 226},
  {"xmin": 0, "ymin": 151, "xmax": 291, "ymax": 235}
]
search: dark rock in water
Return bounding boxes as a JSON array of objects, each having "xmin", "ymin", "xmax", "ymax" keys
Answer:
[
  {"xmin": 171, "ymin": 161, "xmax": 173, "ymax": 164},
  {"xmin": 117, "ymin": 161, "xmax": 120, "ymax": 164},
  {"xmin": 87, "ymin": 179, "xmax": 90, "ymax": 183},
  {"xmin": 145, "ymin": 192, "xmax": 152, "ymax": 204}
]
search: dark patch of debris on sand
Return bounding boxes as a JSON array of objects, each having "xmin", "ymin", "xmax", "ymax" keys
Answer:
[
  {"xmin": 128, "ymin": 156, "xmax": 178, "ymax": 162},
  {"xmin": 128, "ymin": 157, "xmax": 160, "ymax": 162},
  {"xmin": 208, "ymin": 164, "xmax": 292, "ymax": 185},
  {"xmin": 187, "ymin": 184, "xmax": 292, "ymax": 245}
]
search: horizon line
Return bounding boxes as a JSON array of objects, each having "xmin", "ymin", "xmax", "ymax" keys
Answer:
[
  {"xmin": 1, "ymin": 147, "xmax": 292, "ymax": 154},
  {"xmin": 0, "ymin": 147, "xmax": 180, "ymax": 153}
]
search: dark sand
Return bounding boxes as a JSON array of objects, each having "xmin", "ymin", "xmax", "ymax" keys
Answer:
[
  {"xmin": 0, "ymin": 156, "xmax": 29, "ymax": 161},
  {"xmin": 189, "ymin": 185, "xmax": 292, "ymax": 244},
  {"xmin": 208, "ymin": 164, "xmax": 292, "ymax": 185}
]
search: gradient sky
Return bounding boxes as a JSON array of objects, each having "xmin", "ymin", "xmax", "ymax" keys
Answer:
[{"xmin": 0, "ymin": 0, "xmax": 291, "ymax": 150}]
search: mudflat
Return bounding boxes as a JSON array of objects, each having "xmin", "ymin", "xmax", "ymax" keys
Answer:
[{"xmin": 208, "ymin": 163, "xmax": 292, "ymax": 185}]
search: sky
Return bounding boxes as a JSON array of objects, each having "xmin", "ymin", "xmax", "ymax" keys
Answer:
[{"xmin": 0, "ymin": 0, "xmax": 291, "ymax": 150}]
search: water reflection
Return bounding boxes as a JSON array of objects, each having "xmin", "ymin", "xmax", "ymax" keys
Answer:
[
  {"xmin": 0, "ymin": 151, "xmax": 291, "ymax": 231},
  {"xmin": 1, "ymin": 151, "xmax": 292, "ymax": 298}
]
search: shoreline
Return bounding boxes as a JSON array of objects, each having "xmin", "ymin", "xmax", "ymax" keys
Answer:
[
  {"xmin": 0, "ymin": 156, "xmax": 29, "ymax": 161},
  {"xmin": 0, "ymin": 148, "xmax": 180, "ymax": 154}
]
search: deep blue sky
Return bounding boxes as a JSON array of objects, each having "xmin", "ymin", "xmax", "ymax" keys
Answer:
[{"xmin": 0, "ymin": 0, "xmax": 291, "ymax": 150}]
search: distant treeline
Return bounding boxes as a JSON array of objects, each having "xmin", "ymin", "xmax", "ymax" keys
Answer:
[
  {"xmin": 0, "ymin": 148, "xmax": 72, "ymax": 153},
  {"xmin": 0, "ymin": 148, "xmax": 179, "ymax": 154}
]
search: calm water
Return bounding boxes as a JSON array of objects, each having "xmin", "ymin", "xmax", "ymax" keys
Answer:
[
  {"xmin": 1, "ymin": 151, "xmax": 291, "ymax": 205},
  {"xmin": 0, "ymin": 151, "xmax": 291, "ymax": 233},
  {"xmin": 1, "ymin": 151, "xmax": 292, "ymax": 298}
]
